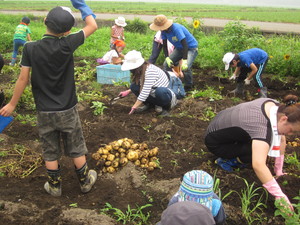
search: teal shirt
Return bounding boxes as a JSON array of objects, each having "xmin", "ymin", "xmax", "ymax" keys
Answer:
[{"xmin": 13, "ymin": 24, "xmax": 31, "ymax": 41}]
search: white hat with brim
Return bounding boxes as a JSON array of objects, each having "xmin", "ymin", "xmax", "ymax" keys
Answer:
[
  {"xmin": 121, "ymin": 50, "xmax": 145, "ymax": 71},
  {"xmin": 223, "ymin": 52, "xmax": 235, "ymax": 70},
  {"xmin": 115, "ymin": 16, "xmax": 127, "ymax": 27},
  {"xmin": 149, "ymin": 14, "xmax": 173, "ymax": 31}
]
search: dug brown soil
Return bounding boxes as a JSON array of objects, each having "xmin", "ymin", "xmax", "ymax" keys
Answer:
[{"xmin": 0, "ymin": 59, "xmax": 299, "ymax": 225}]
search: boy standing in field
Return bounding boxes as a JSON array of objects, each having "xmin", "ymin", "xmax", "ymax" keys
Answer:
[
  {"xmin": 0, "ymin": 0, "xmax": 98, "ymax": 197},
  {"xmin": 10, "ymin": 16, "xmax": 32, "ymax": 66}
]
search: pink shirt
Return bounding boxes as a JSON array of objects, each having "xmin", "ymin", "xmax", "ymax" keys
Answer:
[{"xmin": 110, "ymin": 25, "xmax": 124, "ymax": 44}]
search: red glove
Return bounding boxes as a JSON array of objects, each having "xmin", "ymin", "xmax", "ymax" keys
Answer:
[
  {"xmin": 119, "ymin": 90, "xmax": 131, "ymax": 98},
  {"xmin": 128, "ymin": 107, "xmax": 136, "ymax": 115},
  {"xmin": 274, "ymin": 155, "xmax": 287, "ymax": 177},
  {"xmin": 263, "ymin": 178, "xmax": 293, "ymax": 211}
]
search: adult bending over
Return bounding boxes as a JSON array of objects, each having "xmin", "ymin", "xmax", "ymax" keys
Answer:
[
  {"xmin": 205, "ymin": 95, "xmax": 300, "ymax": 210},
  {"xmin": 149, "ymin": 15, "xmax": 198, "ymax": 92},
  {"xmin": 119, "ymin": 50, "xmax": 178, "ymax": 116}
]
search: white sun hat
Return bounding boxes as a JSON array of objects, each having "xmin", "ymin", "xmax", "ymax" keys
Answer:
[
  {"xmin": 115, "ymin": 16, "xmax": 127, "ymax": 27},
  {"xmin": 222, "ymin": 52, "xmax": 235, "ymax": 70},
  {"xmin": 121, "ymin": 50, "xmax": 145, "ymax": 71}
]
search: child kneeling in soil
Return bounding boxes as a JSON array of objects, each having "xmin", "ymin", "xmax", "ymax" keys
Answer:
[
  {"xmin": 156, "ymin": 170, "xmax": 226, "ymax": 225},
  {"xmin": 0, "ymin": 0, "xmax": 98, "ymax": 197},
  {"xmin": 98, "ymin": 39, "xmax": 126, "ymax": 65}
]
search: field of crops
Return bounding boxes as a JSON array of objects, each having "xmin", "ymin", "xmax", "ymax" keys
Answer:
[
  {"xmin": 1, "ymin": 10, "xmax": 300, "ymax": 78},
  {"xmin": 1, "ymin": 1, "xmax": 300, "ymax": 23}
]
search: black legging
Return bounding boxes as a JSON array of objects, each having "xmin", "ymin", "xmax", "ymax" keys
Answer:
[{"xmin": 205, "ymin": 127, "xmax": 253, "ymax": 163}]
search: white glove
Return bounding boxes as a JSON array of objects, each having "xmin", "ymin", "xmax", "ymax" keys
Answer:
[
  {"xmin": 244, "ymin": 78, "xmax": 251, "ymax": 85},
  {"xmin": 229, "ymin": 73, "xmax": 236, "ymax": 80}
]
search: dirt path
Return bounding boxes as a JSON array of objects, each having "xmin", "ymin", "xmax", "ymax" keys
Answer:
[{"xmin": 1, "ymin": 10, "xmax": 300, "ymax": 34}]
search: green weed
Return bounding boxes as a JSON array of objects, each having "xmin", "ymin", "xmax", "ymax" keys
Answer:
[
  {"xmin": 285, "ymin": 151, "xmax": 300, "ymax": 170},
  {"xmin": 274, "ymin": 193, "xmax": 300, "ymax": 225},
  {"xmin": 101, "ymin": 202, "xmax": 152, "ymax": 225},
  {"xmin": 234, "ymin": 178, "xmax": 268, "ymax": 224},
  {"xmin": 200, "ymin": 106, "xmax": 216, "ymax": 121},
  {"xmin": 15, "ymin": 114, "xmax": 37, "ymax": 126},
  {"xmin": 91, "ymin": 101, "xmax": 107, "ymax": 116},
  {"xmin": 213, "ymin": 170, "xmax": 235, "ymax": 201},
  {"xmin": 190, "ymin": 86, "xmax": 223, "ymax": 101}
]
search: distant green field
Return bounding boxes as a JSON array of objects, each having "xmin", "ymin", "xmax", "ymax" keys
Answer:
[{"xmin": 0, "ymin": 1, "xmax": 300, "ymax": 23}]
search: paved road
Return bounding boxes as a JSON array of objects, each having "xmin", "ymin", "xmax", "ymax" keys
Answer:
[{"xmin": 1, "ymin": 10, "xmax": 300, "ymax": 34}]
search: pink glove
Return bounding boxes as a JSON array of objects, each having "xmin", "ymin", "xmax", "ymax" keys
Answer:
[
  {"xmin": 263, "ymin": 178, "xmax": 294, "ymax": 211},
  {"xmin": 128, "ymin": 107, "xmax": 136, "ymax": 115},
  {"xmin": 274, "ymin": 155, "xmax": 287, "ymax": 177},
  {"xmin": 119, "ymin": 90, "xmax": 131, "ymax": 98}
]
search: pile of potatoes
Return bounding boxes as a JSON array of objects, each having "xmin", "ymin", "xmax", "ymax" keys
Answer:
[{"xmin": 92, "ymin": 138, "xmax": 159, "ymax": 173}]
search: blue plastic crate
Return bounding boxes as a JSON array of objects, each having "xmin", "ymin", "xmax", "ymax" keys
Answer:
[{"xmin": 96, "ymin": 64, "xmax": 130, "ymax": 84}]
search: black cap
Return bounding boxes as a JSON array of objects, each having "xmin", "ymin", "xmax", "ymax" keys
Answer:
[
  {"xmin": 45, "ymin": 6, "xmax": 75, "ymax": 34},
  {"xmin": 22, "ymin": 17, "xmax": 30, "ymax": 24}
]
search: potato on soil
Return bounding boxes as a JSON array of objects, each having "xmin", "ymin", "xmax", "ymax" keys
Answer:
[
  {"xmin": 147, "ymin": 166, "xmax": 154, "ymax": 172},
  {"xmin": 148, "ymin": 161, "xmax": 157, "ymax": 168},
  {"xmin": 127, "ymin": 151, "xmax": 139, "ymax": 161},
  {"xmin": 92, "ymin": 152, "xmax": 101, "ymax": 160},
  {"xmin": 107, "ymin": 166, "xmax": 115, "ymax": 173},
  {"xmin": 119, "ymin": 157, "xmax": 128, "ymax": 166}
]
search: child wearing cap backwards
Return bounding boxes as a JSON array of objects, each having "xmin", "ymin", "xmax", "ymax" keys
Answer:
[
  {"xmin": 110, "ymin": 16, "xmax": 127, "ymax": 49},
  {"xmin": 101, "ymin": 39, "xmax": 126, "ymax": 65},
  {"xmin": 10, "ymin": 16, "xmax": 32, "ymax": 66},
  {"xmin": 223, "ymin": 48, "xmax": 269, "ymax": 98},
  {"xmin": 160, "ymin": 170, "xmax": 226, "ymax": 225},
  {"xmin": 0, "ymin": 0, "xmax": 98, "ymax": 197}
]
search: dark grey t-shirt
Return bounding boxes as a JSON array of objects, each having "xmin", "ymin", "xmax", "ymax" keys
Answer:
[
  {"xmin": 206, "ymin": 98, "xmax": 277, "ymax": 145},
  {"xmin": 21, "ymin": 30, "xmax": 84, "ymax": 111}
]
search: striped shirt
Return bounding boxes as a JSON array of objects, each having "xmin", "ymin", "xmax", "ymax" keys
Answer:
[
  {"xmin": 138, "ymin": 64, "xmax": 176, "ymax": 106},
  {"xmin": 205, "ymin": 98, "xmax": 278, "ymax": 145}
]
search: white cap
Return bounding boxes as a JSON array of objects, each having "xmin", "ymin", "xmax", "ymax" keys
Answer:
[
  {"xmin": 121, "ymin": 50, "xmax": 145, "ymax": 71},
  {"xmin": 222, "ymin": 52, "xmax": 235, "ymax": 70}
]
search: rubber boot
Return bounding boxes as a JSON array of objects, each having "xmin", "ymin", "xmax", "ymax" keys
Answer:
[
  {"xmin": 44, "ymin": 166, "xmax": 62, "ymax": 197},
  {"xmin": 258, "ymin": 87, "xmax": 268, "ymax": 98},
  {"xmin": 9, "ymin": 58, "xmax": 16, "ymax": 66},
  {"xmin": 230, "ymin": 83, "xmax": 244, "ymax": 97},
  {"xmin": 76, "ymin": 162, "xmax": 97, "ymax": 193}
]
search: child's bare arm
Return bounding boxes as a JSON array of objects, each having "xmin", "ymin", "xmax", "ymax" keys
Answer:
[
  {"xmin": 70, "ymin": 0, "xmax": 98, "ymax": 38},
  {"xmin": 83, "ymin": 15, "xmax": 97, "ymax": 38},
  {"xmin": 27, "ymin": 34, "xmax": 32, "ymax": 41}
]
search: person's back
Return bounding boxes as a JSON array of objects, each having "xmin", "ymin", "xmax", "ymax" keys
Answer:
[
  {"xmin": 10, "ymin": 16, "xmax": 31, "ymax": 66},
  {"xmin": 23, "ymin": 20, "xmax": 83, "ymax": 111}
]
